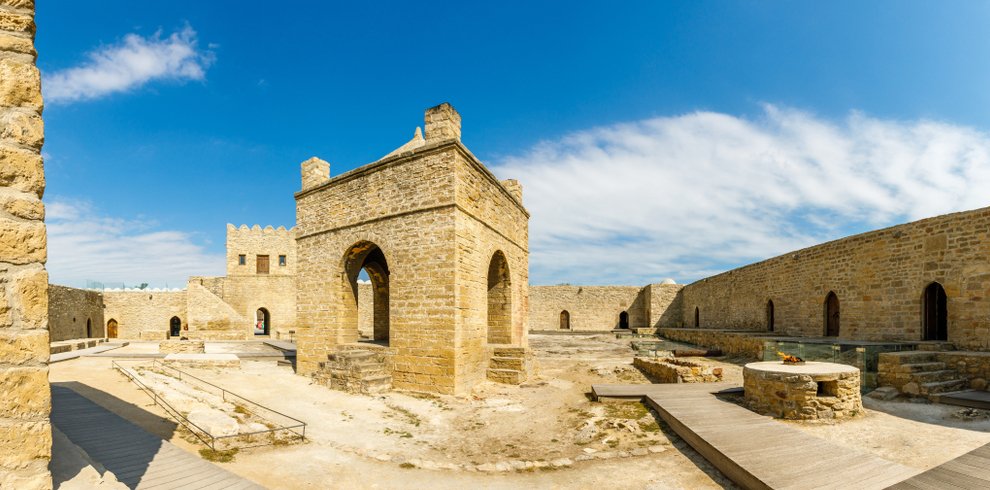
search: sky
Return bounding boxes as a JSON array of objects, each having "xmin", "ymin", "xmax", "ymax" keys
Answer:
[{"xmin": 35, "ymin": 1, "xmax": 990, "ymax": 288}]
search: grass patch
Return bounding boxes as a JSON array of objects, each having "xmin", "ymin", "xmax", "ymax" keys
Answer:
[
  {"xmin": 384, "ymin": 427, "xmax": 413, "ymax": 439},
  {"xmin": 233, "ymin": 404, "xmax": 250, "ymax": 415},
  {"xmin": 604, "ymin": 402, "xmax": 648, "ymax": 420},
  {"xmin": 399, "ymin": 462, "xmax": 416, "ymax": 469},
  {"xmin": 199, "ymin": 448, "xmax": 238, "ymax": 463}
]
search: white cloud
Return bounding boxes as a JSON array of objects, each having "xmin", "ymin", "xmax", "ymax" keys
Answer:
[
  {"xmin": 46, "ymin": 199, "xmax": 224, "ymax": 288},
  {"xmin": 43, "ymin": 25, "xmax": 214, "ymax": 104},
  {"xmin": 493, "ymin": 105, "xmax": 990, "ymax": 286}
]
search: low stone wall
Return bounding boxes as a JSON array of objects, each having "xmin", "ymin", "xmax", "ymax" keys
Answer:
[
  {"xmin": 744, "ymin": 363, "xmax": 862, "ymax": 420},
  {"xmin": 159, "ymin": 340, "xmax": 205, "ymax": 354},
  {"xmin": 633, "ymin": 357, "xmax": 723, "ymax": 383},
  {"xmin": 162, "ymin": 353, "xmax": 239, "ymax": 369},
  {"xmin": 934, "ymin": 352, "xmax": 990, "ymax": 389},
  {"xmin": 658, "ymin": 328, "xmax": 768, "ymax": 359}
]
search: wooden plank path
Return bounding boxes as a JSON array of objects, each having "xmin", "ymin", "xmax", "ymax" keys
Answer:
[
  {"xmin": 51, "ymin": 385, "xmax": 264, "ymax": 489},
  {"xmin": 887, "ymin": 443, "xmax": 990, "ymax": 490},
  {"xmin": 592, "ymin": 383, "xmax": 919, "ymax": 490}
]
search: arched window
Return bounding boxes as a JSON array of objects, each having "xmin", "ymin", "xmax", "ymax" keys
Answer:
[
  {"xmin": 559, "ymin": 310, "xmax": 570, "ymax": 330},
  {"xmin": 766, "ymin": 299, "xmax": 775, "ymax": 332},
  {"xmin": 694, "ymin": 307, "xmax": 700, "ymax": 328},
  {"xmin": 824, "ymin": 292, "xmax": 840, "ymax": 337},
  {"xmin": 255, "ymin": 308, "xmax": 271, "ymax": 336},
  {"xmin": 487, "ymin": 251, "xmax": 512, "ymax": 344},
  {"xmin": 169, "ymin": 316, "xmax": 182, "ymax": 337},
  {"xmin": 922, "ymin": 282, "xmax": 947, "ymax": 341},
  {"xmin": 619, "ymin": 311, "xmax": 629, "ymax": 329}
]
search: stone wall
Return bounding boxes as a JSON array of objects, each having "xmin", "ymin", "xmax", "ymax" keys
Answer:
[
  {"xmin": 680, "ymin": 206, "xmax": 990, "ymax": 349},
  {"xmin": 225, "ymin": 224, "xmax": 295, "ymax": 277},
  {"xmin": 47, "ymin": 285, "xmax": 104, "ymax": 341},
  {"xmin": 103, "ymin": 290, "xmax": 187, "ymax": 339},
  {"xmin": 633, "ymin": 357, "xmax": 723, "ymax": 383},
  {"xmin": 528, "ymin": 283, "xmax": 683, "ymax": 331},
  {"xmin": 658, "ymin": 328, "xmax": 767, "ymax": 360},
  {"xmin": 0, "ymin": 0, "xmax": 51, "ymax": 486}
]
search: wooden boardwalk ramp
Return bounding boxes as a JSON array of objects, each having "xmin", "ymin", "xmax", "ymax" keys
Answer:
[
  {"xmin": 592, "ymin": 383, "xmax": 918, "ymax": 490},
  {"xmin": 887, "ymin": 442, "xmax": 990, "ymax": 490},
  {"xmin": 51, "ymin": 385, "xmax": 263, "ymax": 489}
]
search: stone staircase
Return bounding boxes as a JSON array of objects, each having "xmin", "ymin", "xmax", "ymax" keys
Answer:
[
  {"xmin": 487, "ymin": 346, "xmax": 532, "ymax": 384},
  {"xmin": 314, "ymin": 345, "xmax": 392, "ymax": 394},
  {"xmin": 879, "ymin": 350, "xmax": 967, "ymax": 397}
]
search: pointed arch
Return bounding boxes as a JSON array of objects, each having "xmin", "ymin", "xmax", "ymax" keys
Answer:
[
  {"xmin": 342, "ymin": 241, "xmax": 390, "ymax": 344},
  {"xmin": 766, "ymin": 299, "xmax": 775, "ymax": 332},
  {"xmin": 694, "ymin": 307, "xmax": 700, "ymax": 328},
  {"xmin": 255, "ymin": 307, "xmax": 271, "ymax": 336},
  {"xmin": 922, "ymin": 282, "xmax": 947, "ymax": 341},
  {"xmin": 559, "ymin": 310, "xmax": 570, "ymax": 330},
  {"xmin": 487, "ymin": 250, "xmax": 512, "ymax": 344},
  {"xmin": 619, "ymin": 311, "xmax": 629, "ymax": 329},
  {"xmin": 824, "ymin": 292, "xmax": 840, "ymax": 337}
]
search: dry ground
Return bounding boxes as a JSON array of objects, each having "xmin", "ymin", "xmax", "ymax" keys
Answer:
[{"xmin": 48, "ymin": 334, "xmax": 990, "ymax": 489}]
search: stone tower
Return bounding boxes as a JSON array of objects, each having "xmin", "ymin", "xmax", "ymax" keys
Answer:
[{"xmin": 294, "ymin": 103, "xmax": 530, "ymax": 395}]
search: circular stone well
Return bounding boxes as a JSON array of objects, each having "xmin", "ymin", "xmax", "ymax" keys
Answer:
[{"xmin": 743, "ymin": 361, "xmax": 862, "ymax": 420}]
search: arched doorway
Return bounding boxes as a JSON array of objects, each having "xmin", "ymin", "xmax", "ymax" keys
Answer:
[
  {"xmin": 694, "ymin": 307, "xmax": 700, "ymax": 327},
  {"xmin": 487, "ymin": 251, "xmax": 512, "ymax": 344},
  {"xmin": 766, "ymin": 299, "xmax": 775, "ymax": 332},
  {"xmin": 824, "ymin": 292, "xmax": 840, "ymax": 337},
  {"xmin": 107, "ymin": 319, "xmax": 118, "ymax": 339},
  {"xmin": 342, "ymin": 241, "xmax": 390, "ymax": 344},
  {"xmin": 619, "ymin": 311, "xmax": 629, "ymax": 329},
  {"xmin": 559, "ymin": 310, "xmax": 570, "ymax": 330},
  {"xmin": 86, "ymin": 318, "xmax": 92, "ymax": 338},
  {"xmin": 169, "ymin": 316, "xmax": 182, "ymax": 337},
  {"xmin": 255, "ymin": 308, "xmax": 270, "ymax": 336},
  {"xmin": 922, "ymin": 282, "xmax": 948, "ymax": 341}
]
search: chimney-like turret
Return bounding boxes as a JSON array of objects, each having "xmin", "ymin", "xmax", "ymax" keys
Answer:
[
  {"xmin": 424, "ymin": 102, "xmax": 461, "ymax": 142},
  {"xmin": 301, "ymin": 157, "xmax": 330, "ymax": 190}
]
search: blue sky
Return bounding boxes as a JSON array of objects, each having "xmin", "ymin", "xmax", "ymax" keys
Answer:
[{"xmin": 36, "ymin": 1, "xmax": 990, "ymax": 287}]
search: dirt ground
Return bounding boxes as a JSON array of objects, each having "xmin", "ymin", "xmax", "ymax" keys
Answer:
[{"xmin": 48, "ymin": 334, "xmax": 990, "ymax": 489}]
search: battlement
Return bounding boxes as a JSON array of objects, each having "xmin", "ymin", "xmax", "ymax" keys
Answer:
[
  {"xmin": 226, "ymin": 223, "xmax": 295, "ymax": 237},
  {"xmin": 225, "ymin": 224, "xmax": 297, "ymax": 276}
]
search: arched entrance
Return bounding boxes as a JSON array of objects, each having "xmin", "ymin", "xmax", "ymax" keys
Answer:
[
  {"xmin": 255, "ymin": 308, "xmax": 270, "ymax": 336},
  {"xmin": 766, "ymin": 299, "xmax": 775, "ymax": 332},
  {"xmin": 619, "ymin": 311, "xmax": 629, "ymax": 329},
  {"xmin": 559, "ymin": 310, "xmax": 570, "ymax": 330},
  {"xmin": 694, "ymin": 307, "xmax": 700, "ymax": 327},
  {"xmin": 107, "ymin": 319, "xmax": 118, "ymax": 339},
  {"xmin": 86, "ymin": 318, "xmax": 92, "ymax": 338},
  {"xmin": 169, "ymin": 316, "xmax": 182, "ymax": 337},
  {"xmin": 487, "ymin": 251, "xmax": 512, "ymax": 344},
  {"xmin": 342, "ymin": 241, "xmax": 390, "ymax": 344},
  {"xmin": 922, "ymin": 282, "xmax": 948, "ymax": 341},
  {"xmin": 824, "ymin": 292, "xmax": 840, "ymax": 337}
]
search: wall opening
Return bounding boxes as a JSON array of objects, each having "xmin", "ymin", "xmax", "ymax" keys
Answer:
[
  {"xmin": 169, "ymin": 316, "xmax": 182, "ymax": 337},
  {"xmin": 487, "ymin": 250, "xmax": 512, "ymax": 344},
  {"xmin": 107, "ymin": 319, "xmax": 118, "ymax": 339},
  {"xmin": 255, "ymin": 308, "xmax": 270, "ymax": 336},
  {"xmin": 922, "ymin": 282, "xmax": 948, "ymax": 341},
  {"xmin": 342, "ymin": 241, "xmax": 390, "ymax": 345},
  {"xmin": 619, "ymin": 311, "xmax": 629, "ymax": 329},
  {"xmin": 817, "ymin": 380, "xmax": 838, "ymax": 397},
  {"xmin": 766, "ymin": 299, "xmax": 775, "ymax": 332},
  {"xmin": 86, "ymin": 318, "xmax": 92, "ymax": 338},
  {"xmin": 694, "ymin": 307, "xmax": 700, "ymax": 327},
  {"xmin": 824, "ymin": 292, "xmax": 840, "ymax": 337},
  {"xmin": 559, "ymin": 310, "xmax": 570, "ymax": 330}
]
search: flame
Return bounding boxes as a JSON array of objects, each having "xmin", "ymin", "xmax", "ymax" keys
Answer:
[{"xmin": 776, "ymin": 351, "xmax": 804, "ymax": 364}]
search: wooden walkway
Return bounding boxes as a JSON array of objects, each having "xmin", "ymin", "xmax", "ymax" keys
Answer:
[
  {"xmin": 592, "ymin": 383, "xmax": 918, "ymax": 490},
  {"xmin": 51, "ymin": 385, "xmax": 263, "ymax": 489},
  {"xmin": 888, "ymin": 443, "xmax": 990, "ymax": 489}
]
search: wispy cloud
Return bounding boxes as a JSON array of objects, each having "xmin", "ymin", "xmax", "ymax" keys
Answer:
[
  {"xmin": 46, "ymin": 199, "xmax": 224, "ymax": 288},
  {"xmin": 43, "ymin": 25, "xmax": 214, "ymax": 104},
  {"xmin": 493, "ymin": 105, "xmax": 990, "ymax": 286}
]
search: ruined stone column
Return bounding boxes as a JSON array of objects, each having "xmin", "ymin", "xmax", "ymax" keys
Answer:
[{"xmin": 0, "ymin": 0, "xmax": 53, "ymax": 488}]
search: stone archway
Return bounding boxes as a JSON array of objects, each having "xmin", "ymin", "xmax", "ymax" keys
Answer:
[
  {"xmin": 559, "ymin": 310, "xmax": 570, "ymax": 330},
  {"xmin": 824, "ymin": 292, "xmax": 840, "ymax": 337},
  {"xmin": 619, "ymin": 311, "xmax": 629, "ymax": 329},
  {"xmin": 922, "ymin": 282, "xmax": 947, "ymax": 341},
  {"xmin": 169, "ymin": 316, "xmax": 182, "ymax": 337},
  {"xmin": 255, "ymin": 308, "xmax": 271, "ymax": 336},
  {"xmin": 342, "ymin": 241, "xmax": 390, "ymax": 345},
  {"xmin": 107, "ymin": 319, "xmax": 118, "ymax": 339},
  {"xmin": 487, "ymin": 250, "xmax": 512, "ymax": 345}
]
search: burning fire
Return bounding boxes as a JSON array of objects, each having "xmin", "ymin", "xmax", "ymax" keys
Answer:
[{"xmin": 777, "ymin": 351, "xmax": 804, "ymax": 364}]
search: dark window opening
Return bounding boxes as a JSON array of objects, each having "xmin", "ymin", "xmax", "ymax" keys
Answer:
[
  {"xmin": 279, "ymin": 254, "xmax": 287, "ymax": 266},
  {"xmin": 169, "ymin": 316, "xmax": 182, "ymax": 337},
  {"xmin": 766, "ymin": 299, "xmax": 775, "ymax": 332},
  {"xmin": 824, "ymin": 292, "xmax": 840, "ymax": 337},
  {"xmin": 694, "ymin": 307, "xmax": 700, "ymax": 328},
  {"xmin": 619, "ymin": 311, "xmax": 629, "ymax": 329},
  {"xmin": 817, "ymin": 380, "xmax": 838, "ymax": 397},
  {"xmin": 238, "ymin": 254, "xmax": 246, "ymax": 265},
  {"xmin": 922, "ymin": 282, "xmax": 948, "ymax": 341}
]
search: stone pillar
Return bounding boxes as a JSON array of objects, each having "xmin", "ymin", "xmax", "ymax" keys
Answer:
[
  {"xmin": 0, "ymin": 0, "xmax": 52, "ymax": 488},
  {"xmin": 424, "ymin": 102, "xmax": 461, "ymax": 142},
  {"xmin": 300, "ymin": 156, "xmax": 330, "ymax": 190}
]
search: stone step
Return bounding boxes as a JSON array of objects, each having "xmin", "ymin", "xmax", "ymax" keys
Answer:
[
  {"xmin": 490, "ymin": 356, "xmax": 525, "ymax": 371},
  {"xmin": 920, "ymin": 378, "xmax": 968, "ymax": 395},
  {"xmin": 899, "ymin": 362, "xmax": 947, "ymax": 373},
  {"xmin": 492, "ymin": 346, "xmax": 527, "ymax": 357},
  {"xmin": 362, "ymin": 375, "xmax": 393, "ymax": 394},
  {"xmin": 890, "ymin": 351, "xmax": 938, "ymax": 364},
  {"xmin": 915, "ymin": 341, "xmax": 955, "ymax": 351},
  {"xmin": 487, "ymin": 368, "xmax": 525, "ymax": 384},
  {"xmin": 911, "ymin": 369, "xmax": 961, "ymax": 383}
]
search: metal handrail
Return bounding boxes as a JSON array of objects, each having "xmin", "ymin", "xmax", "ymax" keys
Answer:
[{"xmin": 111, "ymin": 359, "xmax": 307, "ymax": 450}]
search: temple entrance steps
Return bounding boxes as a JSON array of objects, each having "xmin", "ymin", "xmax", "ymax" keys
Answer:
[
  {"xmin": 315, "ymin": 344, "xmax": 392, "ymax": 394},
  {"xmin": 878, "ymin": 351, "xmax": 967, "ymax": 397},
  {"xmin": 487, "ymin": 346, "xmax": 533, "ymax": 384}
]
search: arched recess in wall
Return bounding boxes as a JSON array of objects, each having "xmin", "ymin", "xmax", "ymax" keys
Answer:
[
  {"xmin": 487, "ymin": 250, "xmax": 512, "ymax": 345},
  {"xmin": 255, "ymin": 308, "xmax": 271, "ymax": 336},
  {"xmin": 342, "ymin": 241, "xmax": 391, "ymax": 345},
  {"xmin": 169, "ymin": 316, "xmax": 182, "ymax": 337},
  {"xmin": 619, "ymin": 311, "xmax": 629, "ymax": 329},
  {"xmin": 107, "ymin": 319, "xmax": 118, "ymax": 339},
  {"xmin": 823, "ymin": 292, "xmax": 840, "ymax": 337},
  {"xmin": 694, "ymin": 307, "xmax": 700, "ymax": 328},
  {"xmin": 559, "ymin": 310, "xmax": 570, "ymax": 330},
  {"xmin": 86, "ymin": 318, "xmax": 92, "ymax": 338},
  {"xmin": 922, "ymin": 282, "xmax": 948, "ymax": 341},
  {"xmin": 766, "ymin": 299, "xmax": 775, "ymax": 332}
]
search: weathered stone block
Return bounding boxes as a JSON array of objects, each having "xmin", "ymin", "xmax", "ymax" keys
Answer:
[
  {"xmin": 0, "ymin": 59, "xmax": 42, "ymax": 109},
  {"xmin": 0, "ymin": 110, "xmax": 43, "ymax": 148},
  {"xmin": 0, "ymin": 194, "xmax": 43, "ymax": 220},
  {"xmin": 13, "ymin": 267, "xmax": 47, "ymax": 327},
  {"xmin": 0, "ymin": 366, "xmax": 49, "ymax": 418},
  {"xmin": 0, "ymin": 145, "xmax": 44, "ymax": 196},
  {"xmin": 0, "ymin": 329, "xmax": 47, "ymax": 364},
  {"xmin": 0, "ymin": 420, "xmax": 50, "ymax": 468},
  {"xmin": 0, "ymin": 10, "xmax": 33, "ymax": 35},
  {"xmin": 0, "ymin": 34, "xmax": 35, "ymax": 56}
]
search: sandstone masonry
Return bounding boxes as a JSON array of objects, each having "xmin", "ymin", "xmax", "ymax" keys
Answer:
[
  {"xmin": 47, "ymin": 284, "xmax": 104, "ymax": 341},
  {"xmin": 529, "ymin": 283, "xmax": 682, "ymax": 331}
]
